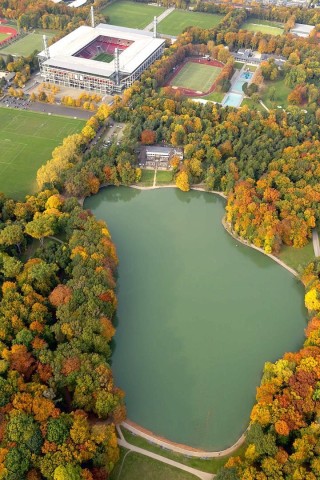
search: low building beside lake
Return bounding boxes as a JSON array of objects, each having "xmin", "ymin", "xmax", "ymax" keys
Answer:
[{"xmin": 139, "ymin": 146, "xmax": 183, "ymax": 170}]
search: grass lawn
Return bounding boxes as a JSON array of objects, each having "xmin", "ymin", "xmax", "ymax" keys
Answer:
[
  {"xmin": 241, "ymin": 18, "xmax": 284, "ymax": 35},
  {"xmin": 234, "ymin": 61, "xmax": 244, "ymax": 70},
  {"xmin": 0, "ymin": 108, "xmax": 84, "ymax": 199},
  {"xmin": 278, "ymin": 243, "xmax": 315, "ymax": 272},
  {"xmin": 201, "ymin": 91, "xmax": 225, "ymax": 103},
  {"xmin": 241, "ymin": 98, "xmax": 263, "ymax": 111},
  {"xmin": 0, "ymin": 31, "xmax": 56, "ymax": 56},
  {"xmin": 157, "ymin": 10, "xmax": 223, "ymax": 36},
  {"xmin": 139, "ymin": 169, "xmax": 155, "ymax": 186},
  {"xmin": 119, "ymin": 427, "xmax": 246, "ymax": 474},
  {"xmin": 156, "ymin": 170, "xmax": 173, "ymax": 184},
  {"xmin": 94, "ymin": 52, "xmax": 113, "ymax": 62},
  {"xmin": 110, "ymin": 448, "xmax": 198, "ymax": 480},
  {"xmin": 261, "ymin": 78, "xmax": 291, "ymax": 109},
  {"xmin": 101, "ymin": 1, "xmax": 165, "ymax": 29},
  {"xmin": 170, "ymin": 62, "xmax": 221, "ymax": 92}
]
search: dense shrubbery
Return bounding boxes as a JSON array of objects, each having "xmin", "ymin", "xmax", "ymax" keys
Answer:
[{"xmin": 0, "ymin": 190, "xmax": 124, "ymax": 479}]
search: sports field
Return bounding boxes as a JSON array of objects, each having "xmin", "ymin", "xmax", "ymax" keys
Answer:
[
  {"xmin": 94, "ymin": 52, "xmax": 113, "ymax": 62},
  {"xmin": 0, "ymin": 31, "xmax": 55, "ymax": 56},
  {"xmin": 0, "ymin": 108, "xmax": 84, "ymax": 199},
  {"xmin": 241, "ymin": 19, "xmax": 284, "ymax": 36},
  {"xmin": 0, "ymin": 33, "xmax": 8, "ymax": 42},
  {"xmin": 170, "ymin": 62, "xmax": 221, "ymax": 92},
  {"xmin": 101, "ymin": 1, "xmax": 165, "ymax": 29},
  {"xmin": 158, "ymin": 10, "xmax": 223, "ymax": 36}
]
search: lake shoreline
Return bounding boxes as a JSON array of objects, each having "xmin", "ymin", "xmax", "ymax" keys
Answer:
[
  {"xmin": 84, "ymin": 183, "xmax": 302, "ymax": 456},
  {"xmin": 121, "ymin": 419, "xmax": 247, "ymax": 458}
]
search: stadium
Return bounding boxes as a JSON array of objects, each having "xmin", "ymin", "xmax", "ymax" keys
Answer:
[{"xmin": 38, "ymin": 22, "xmax": 165, "ymax": 94}]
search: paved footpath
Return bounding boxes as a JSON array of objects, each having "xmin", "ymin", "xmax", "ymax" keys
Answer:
[
  {"xmin": 144, "ymin": 7, "xmax": 175, "ymax": 31},
  {"xmin": 122, "ymin": 420, "xmax": 246, "ymax": 458},
  {"xmin": 117, "ymin": 426, "xmax": 215, "ymax": 480},
  {"xmin": 312, "ymin": 228, "xmax": 320, "ymax": 257}
]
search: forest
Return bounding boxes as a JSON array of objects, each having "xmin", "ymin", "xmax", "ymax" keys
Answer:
[{"xmin": 0, "ymin": 189, "xmax": 125, "ymax": 479}]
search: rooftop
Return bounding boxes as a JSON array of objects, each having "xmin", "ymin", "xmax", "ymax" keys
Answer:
[
  {"xmin": 39, "ymin": 24, "xmax": 165, "ymax": 76},
  {"xmin": 290, "ymin": 23, "xmax": 315, "ymax": 37}
]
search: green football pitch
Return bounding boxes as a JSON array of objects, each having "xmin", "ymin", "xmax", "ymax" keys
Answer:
[
  {"xmin": 94, "ymin": 52, "xmax": 114, "ymax": 63},
  {"xmin": 0, "ymin": 31, "xmax": 56, "ymax": 56},
  {"xmin": 170, "ymin": 62, "xmax": 221, "ymax": 92},
  {"xmin": 0, "ymin": 33, "xmax": 10, "ymax": 42},
  {"xmin": 101, "ymin": 1, "xmax": 165, "ymax": 29},
  {"xmin": 158, "ymin": 10, "xmax": 224, "ymax": 36},
  {"xmin": 241, "ymin": 19, "xmax": 284, "ymax": 36},
  {"xmin": 0, "ymin": 108, "xmax": 85, "ymax": 200}
]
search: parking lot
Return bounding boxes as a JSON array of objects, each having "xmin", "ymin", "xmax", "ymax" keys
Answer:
[
  {"xmin": 102, "ymin": 122, "xmax": 125, "ymax": 146},
  {"xmin": 0, "ymin": 96, "xmax": 31, "ymax": 110},
  {"xmin": 0, "ymin": 95, "xmax": 93, "ymax": 119}
]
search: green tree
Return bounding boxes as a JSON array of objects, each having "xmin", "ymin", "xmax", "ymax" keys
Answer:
[
  {"xmin": 0, "ymin": 224, "xmax": 24, "ymax": 253},
  {"xmin": 25, "ymin": 214, "xmax": 55, "ymax": 246}
]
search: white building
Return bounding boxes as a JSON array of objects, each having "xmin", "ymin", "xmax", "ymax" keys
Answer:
[
  {"xmin": 38, "ymin": 23, "xmax": 165, "ymax": 94},
  {"xmin": 290, "ymin": 23, "xmax": 315, "ymax": 38}
]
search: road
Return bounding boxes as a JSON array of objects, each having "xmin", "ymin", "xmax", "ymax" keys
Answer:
[
  {"xmin": 0, "ymin": 96, "xmax": 93, "ymax": 119},
  {"xmin": 116, "ymin": 427, "xmax": 214, "ymax": 480},
  {"xmin": 27, "ymin": 102, "xmax": 94, "ymax": 119},
  {"xmin": 312, "ymin": 229, "xmax": 320, "ymax": 257}
]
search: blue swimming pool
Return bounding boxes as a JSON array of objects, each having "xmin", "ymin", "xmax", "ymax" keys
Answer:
[
  {"xmin": 232, "ymin": 71, "xmax": 254, "ymax": 93},
  {"xmin": 233, "ymin": 80, "xmax": 246, "ymax": 93},
  {"xmin": 223, "ymin": 93, "xmax": 243, "ymax": 108},
  {"xmin": 240, "ymin": 72, "xmax": 253, "ymax": 81}
]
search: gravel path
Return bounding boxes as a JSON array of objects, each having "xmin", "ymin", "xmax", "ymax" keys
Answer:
[
  {"xmin": 117, "ymin": 426, "xmax": 215, "ymax": 480},
  {"xmin": 312, "ymin": 228, "xmax": 320, "ymax": 257},
  {"xmin": 144, "ymin": 7, "xmax": 175, "ymax": 31},
  {"xmin": 121, "ymin": 420, "xmax": 246, "ymax": 459}
]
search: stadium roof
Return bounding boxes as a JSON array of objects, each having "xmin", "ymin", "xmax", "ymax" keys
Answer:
[{"xmin": 39, "ymin": 24, "xmax": 165, "ymax": 76}]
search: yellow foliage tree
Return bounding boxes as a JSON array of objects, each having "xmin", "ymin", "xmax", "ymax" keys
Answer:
[
  {"xmin": 305, "ymin": 288, "xmax": 320, "ymax": 312},
  {"xmin": 175, "ymin": 171, "xmax": 190, "ymax": 192}
]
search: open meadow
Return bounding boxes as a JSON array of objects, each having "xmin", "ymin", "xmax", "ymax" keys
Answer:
[
  {"xmin": 0, "ymin": 108, "xmax": 84, "ymax": 199},
  {"xmin": 101, "ymin": 1, "xmax": 165, "ymax": 29},
  {"xmin": 170, "ymin": 61, "xmax": 221, "ymax": 92},
  {"xmin": 158, "ymin": 10, "xmax": 223, "ymax": 36},
  {"xmin": 261, "ymin": 78, "xmax": 291, "ymax": 109},
  {"xmin": 109, "ymin": 449, "xmax": 197, "ymax": 480},
  {"xmin": 241, "ymin": 18, "xmax": 284, "ymax": 35},
  {"xmin": 0, "ymin": 31, "xmax": 56, "ymax": 56}
]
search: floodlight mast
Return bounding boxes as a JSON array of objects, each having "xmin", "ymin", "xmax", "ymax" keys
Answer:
[
  {"xmin": 153, "ymin": 16, "xmax": 157, "ymax": 38},
  {"xmin": 114, "ymin": 48, "xmax": 120, "ymax": 85},
  {"xmin": 43, "ymin": 35, "xmax": 50, "ymax": 59},
  {"xmin": 91, "ymin": 6, "xmax": 95, "ymax": 28}
]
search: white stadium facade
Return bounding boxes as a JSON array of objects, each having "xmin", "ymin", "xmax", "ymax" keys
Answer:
[{"xmin": 38, "ymin": 23, "xmax": 165, "ymax": 94}]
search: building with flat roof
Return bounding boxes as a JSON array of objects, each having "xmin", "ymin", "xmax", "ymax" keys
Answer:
[
  {"xmin": 38, "ymin": 23, "xmax": 165, "ymax": 94},
  {"xmin": 290, "ymin": 23, "xmax": 315, "ymax": 38},
  {"xmin": 141, "ymin": 146, "xmax": 183, "ymax": 170}
]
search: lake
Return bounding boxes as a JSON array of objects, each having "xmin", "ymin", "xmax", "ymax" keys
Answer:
[{"xmin": 85, "ymin": 186, "xmax": 306, "ymax": 450}]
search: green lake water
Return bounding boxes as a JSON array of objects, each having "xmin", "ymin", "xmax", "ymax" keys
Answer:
[{"xmin": 85, "ymin": 187, "xmax": 306, "ymax": 450}]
